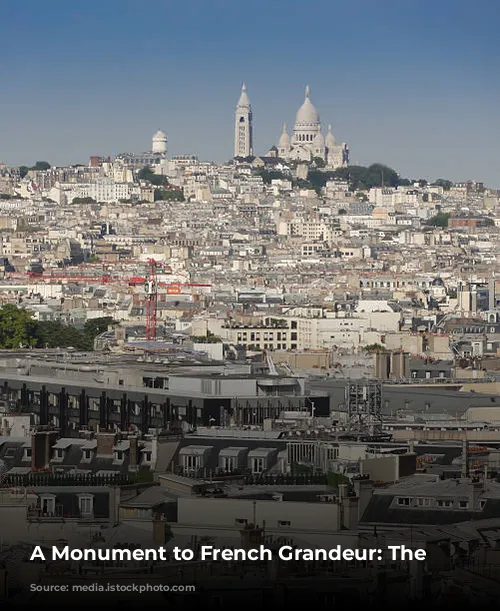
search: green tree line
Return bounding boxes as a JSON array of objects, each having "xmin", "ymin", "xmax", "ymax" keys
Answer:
[
  {"xmin": 0, "ymin": 305, "xmax": 114, "ymax": 350},
  {"xmin": 255, "ymin": 163, "xmax": 454, "ymax": 195}
]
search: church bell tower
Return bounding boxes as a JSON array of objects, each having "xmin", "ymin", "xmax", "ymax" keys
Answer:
[{"xmin": 234, "ymin": 83, "xmax": 253, "ymax": 158}]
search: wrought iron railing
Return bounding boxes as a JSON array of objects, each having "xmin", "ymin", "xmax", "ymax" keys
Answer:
[{"xmin": 1, "ymin": 471, "xmax": 154, "ymax": 488}]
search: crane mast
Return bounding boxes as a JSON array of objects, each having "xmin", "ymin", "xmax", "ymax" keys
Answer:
[{"xmin": 145, "ymin": 258, "xmax": 158, "ymax": 340}]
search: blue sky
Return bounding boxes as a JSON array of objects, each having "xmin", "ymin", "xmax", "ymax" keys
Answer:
[{"xmin": 0, "ymin": 0, "xmax": 498, "ymax": 185}]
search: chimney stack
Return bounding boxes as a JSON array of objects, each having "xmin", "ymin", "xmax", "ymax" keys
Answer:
[
  {"xmin": 152, "ymin": 513, "xmax": 167, "ymax": 546},
  {"xmin": 96, "ymin": 431, "xmax": 116, "ymax": 457},
  {"xmin": 31, "ymin": 429, "xmax": 58, "ymax": 471},
  {"xmin": 462, "ymin": 439, "xmax": 469, "ymax": 478},
  {"xmin": 129, "ymin": 435, "xmax": 139, "ymax": 471}
]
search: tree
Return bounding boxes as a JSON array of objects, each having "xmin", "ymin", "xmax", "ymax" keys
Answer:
[
  {"xmin": 154, "ymin": 188, "xmax": 184, "ymax": 201},
  {"xmin": 308, "ymin": 163, "xmax": 406, "ymax": 193},
  {"xmin": 72, "ymin": 196, "xmax": 96, "ymax": 205},
  {"xmin": 426, "ymin": 212, "xmax": 450, "ymax": 228},
  {"xmin": 19, "ymin": 166, "xmax": 29, "ymax": 179},
  {"xmin": 364, "ymin": 343, "xmax": 386, "ymax": 353},
  {"xmin": 0, "ymin": 306, "xmax": 115, "ymax": 351},
  {"xmin": 138, "ymin": 166, "xmax": 169, "ymax": 187},
  {"xmin": 0, "ymin": 305, "xmax": 37, "ymax": 348},
  {"xmin": 34, "ymin": 321, "xmax": 87, "ymax": 350},
  {"xmin": 191, "ymin": 334, "xmax": 222, "ymax": 343},
  {"xmin": 254, "ymin": 168, "xmax": 288, "ymax": 184},
  {"xmin": 31, "ymin": 161, "xmax": 51, "ymax": 171},
  {"xmin": 432, "ymin": 179, "xmax": 453, "ymax": 191},
  {"xmin": 312, "ymin": 157, "xmax": 326, "ymax": 168},
  {"xmin": 34, "ymin": 316, "xmax": 115, "ymax": 350}
]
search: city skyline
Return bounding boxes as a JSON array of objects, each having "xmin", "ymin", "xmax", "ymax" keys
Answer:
[{"xmin": 0, "ymin": 0, "xmax": 498, "ymax": 185}]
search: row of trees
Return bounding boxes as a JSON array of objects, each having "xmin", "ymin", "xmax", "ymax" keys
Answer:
[
  {"xmin": 0, "ymin": 305, "xmax": 114, "ymax": 350},
  {"xmin": 255, "ymin": 163, "xmax": 454, "ymax": 195},
  {"xmin": 308, "ymin": 164, "xmax": 453, "ymax": 193},
  {"xmin": 19, "ymin": 161, "xmax": 51, "ymax": 178},
  {"xmin": 138, "ymin": 167, "xmax": 185, "ymax": 201}
]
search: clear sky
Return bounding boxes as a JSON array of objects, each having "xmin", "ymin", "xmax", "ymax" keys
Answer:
[{"xmin": 0, "ymin": 0, "xmax": 498, "ymax": 185}]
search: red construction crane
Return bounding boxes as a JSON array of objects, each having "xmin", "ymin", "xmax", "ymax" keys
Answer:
[
  {"xmin": 145, "ymin": 258, "xmax": 158, "ymax": 341},
  {"xmin": 7, "ymin": 263, "xmax": 212, "ymax": 341}
]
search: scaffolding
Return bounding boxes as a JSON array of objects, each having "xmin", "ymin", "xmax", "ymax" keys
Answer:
[{"xmin": 345, "ymin": 380, "xmax": 383, "ymax": 436}]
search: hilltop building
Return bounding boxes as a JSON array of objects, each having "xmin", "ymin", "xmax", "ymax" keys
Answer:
[
  {"xmin": 234, "ymin": 83, "xmax": 253, "ymax": 158},
  {"xmin": 276, "ymin": 86, "xmax": 349, "ymax": 168}
]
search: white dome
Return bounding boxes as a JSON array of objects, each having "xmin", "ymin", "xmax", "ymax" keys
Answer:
[
  {"xmin": 295, "ymin": 86, "xmax": 320, "ymax": 125},
  {"xmin": 313, "ymin": 132, "xmax": 324, "ymax": 146},
  {"xmin": 153, "ymin": 130, "xmax": 167, "ymax": 140}
]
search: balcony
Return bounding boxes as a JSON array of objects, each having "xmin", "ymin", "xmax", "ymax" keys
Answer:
[
  {"xmin": 27, "ymin": 505, "xmax": 97, "ymax": 522},
  {"xmin": 1, "ymin": 471, "xmax": 153, "ymax": 489}
]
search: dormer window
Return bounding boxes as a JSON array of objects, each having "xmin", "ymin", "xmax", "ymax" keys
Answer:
[
  {"xmin": 115, "ymin": 450, "xmax": 124, "ymax": 461},
  {"xmin": 251, "ymin": 457, "xmax": 265, "ymax": 473},
  {"xmin": 52, "ymin": 440, "xmax": 71, "ymax": 460},
  {"xmin": 78, "ymin": 494, "xmax": 94, "ymax": 517},
  {"xmin": 23, "ymin": 447, "xmax": 32, "ymax": 460},
  {"xmin": 39, "ymin": 494, "xmax": 55, "ymax": 515},
  {"xmin": 81, "ymin": 441, "xmax": 97, "ymax": 462},
  {"xmin": 437, "ymin": 499, "xmax": 452, "ymax": 508},
  {"xmin": 248, "ymin": 448, "xmax": 275, "ymax": 474}
]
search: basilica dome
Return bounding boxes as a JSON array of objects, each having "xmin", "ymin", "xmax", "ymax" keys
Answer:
[
  {"xmin": 313, "ymin": 132, "xmax": 325, "ymax": 146},
  {"xmin": 295, "ymin": 86, "xmax": 320, "ymax": 125}
]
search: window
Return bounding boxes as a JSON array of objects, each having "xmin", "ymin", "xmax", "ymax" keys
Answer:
[
  {"xmin": 251, "ymin": 458, "xmax": 265, "ymax": 474},
  {"xmin": 459, "ymin": 500, "xmax": 469, "ymax": 509},
  {"xmin": 397, "ymin": 497, "xmax": 411, "ymax": 506},
  {"xmin": 114, "ymin": 450, "xmax": 124, "ymax": 461},
  {"xmin": 417, "ymin": 497, "xmax": 432, "ymax": 507},
  {"xmin": 184, "ymin": 455, "xmax": 200, "ymax": 470},
  {"xmin": 40, "ymin": 495, "xmax": 55, "ymax": 514},
  {"xmin": 144, "ymin": 452, "xmax": 152, "ymax": 462},
  {"xmin": 4, "ymin": 448, "xmax": 16, "ymax": 459},
  {"xmin": 53, "ymin": 448, "xmax": 64, "ymax": 459},
  {"xmin": 327, "ymin": 447, "xmax": 339, "ymax": 460},
  {"xmin": 437, "ymin": 500, "xmax": 452, "ymax": 508},
  {"xmin": 235, "ymin": 518, "xmax": 247, "ymax": 526},
  {"xmin": 222, "ymin": 456, "xmax": 235, "ymax": 471},
  {"xmin": 79, "ymin": 495, "xmax": 94, "ymax": 517},
  {"xmin": 278, "ymin": 520, "xmax": 291, "ymax": 527},
  {"xmin": 23, "ymin": 447, "xmax": 32, "ymax": 459},
  {"xmin": 82, "ymin": 449, "xmax": 93, "ymax": 461},
  {"xmin": 480, "ymin": 500, "xmax": 487, "ymax": 509}
]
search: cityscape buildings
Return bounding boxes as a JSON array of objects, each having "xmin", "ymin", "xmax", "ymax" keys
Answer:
[{"xmin": 0, "ymin": 82, "xmax": 497, "ymax": 605}]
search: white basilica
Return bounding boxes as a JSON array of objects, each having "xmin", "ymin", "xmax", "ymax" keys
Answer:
[{"xmin": 276, "ymin": 86, "xmax": 349, "ymax": 168}]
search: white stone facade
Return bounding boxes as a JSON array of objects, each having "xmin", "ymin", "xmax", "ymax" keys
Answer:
[
  {"xmin": 277, "ymin": 86, "xmax": 349, "ymax": 169},
  {"xmin": 234, "ymin": 84, "xmax": 253, "ymax": 158}
]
